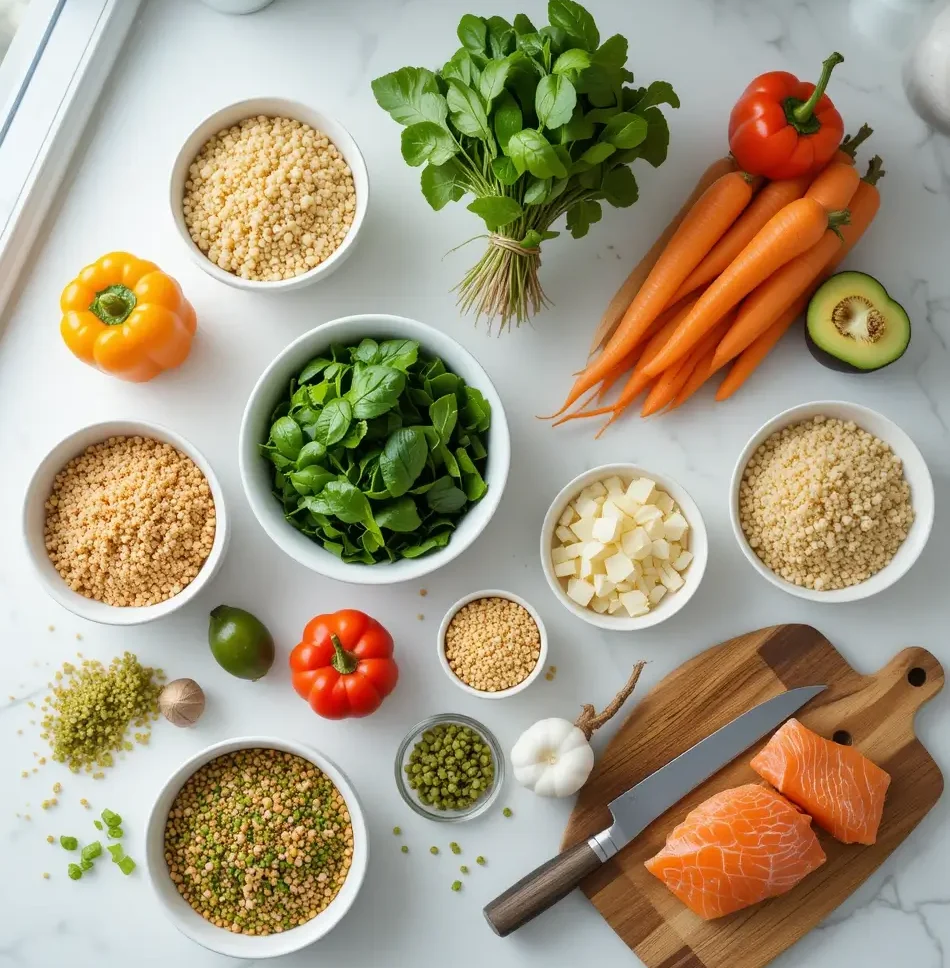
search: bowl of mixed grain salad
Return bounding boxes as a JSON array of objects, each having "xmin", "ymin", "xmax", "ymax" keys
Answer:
[
  {"xmin": 22, "ymin": 420, "xmax": 228, "ymax": 625},
  {"xmin": 730, "ymin": 401, "xmax": 934, "ymax": 602},
  {"xmin": 437, "ymin": 590, "xmax": 548, "ymax": 698},
  {"xmin": 170, "ymin": 97, "xmax": 368, "ymax": 290},
  {"xmin": 145, "ymin": 737, "xmax": 367, "ymax": 958}
]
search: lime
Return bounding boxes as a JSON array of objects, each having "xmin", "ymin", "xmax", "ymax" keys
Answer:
[{"xmin": 208, "ymin": 606, "xmax": 275, "ymax": 681}]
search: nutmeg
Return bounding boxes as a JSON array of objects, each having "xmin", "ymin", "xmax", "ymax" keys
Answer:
[{"xmin": 158, "ymin": 678, "xmax": 205, "ymax": 727}]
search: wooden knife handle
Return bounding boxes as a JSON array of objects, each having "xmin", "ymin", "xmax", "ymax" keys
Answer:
[{"xmin": 483, "ymin": 840, "xmax": 603, "ymax": 937}]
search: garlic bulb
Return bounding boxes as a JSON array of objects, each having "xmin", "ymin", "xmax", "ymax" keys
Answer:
[{"xmin": 511, "ymin": 719, "xmax": 595, "ymax": 797}]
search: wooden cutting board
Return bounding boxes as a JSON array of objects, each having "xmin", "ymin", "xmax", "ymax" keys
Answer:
[{"xmin": 561, "ymin": 624, "xmax": 944, "ymax": 968}]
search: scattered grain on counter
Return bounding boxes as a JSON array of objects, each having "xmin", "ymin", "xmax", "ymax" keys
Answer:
[
  {"xmin": 739, "ymin": 416, "xmax": 914, "ymax": 590},
  {"xmin": 444, "ymin": 597, "xmax": 541, "ymax": 692},
  {"xmin": 183, "ymin": 116, "xmax": 356, "ymax": 282},
  {"xmin": 44, "ymin": 436, "xmax": 216, "ymax": 608},
  {"xmin": 40, "ymin": 652, "xmax": 163, "ymax": 774},
  {"xmin": 164, "ymin": 749, "xmax": 353, "ymax": 937}
]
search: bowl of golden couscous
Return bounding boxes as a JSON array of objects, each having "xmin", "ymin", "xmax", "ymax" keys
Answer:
[
  {"xmin": 169, "ymin": 98, "xmax": 368, "ymax": 290},
  {"xmin": 730, "ymin": 400, "xmax": 934, "ymax": 603},
  {"xmin": 23, "ymin": 420, "xmax": 229, "ymax": 625},
  {"xmin": 145, "ymin": 736, "xmax": 368, "ymax": 958}
]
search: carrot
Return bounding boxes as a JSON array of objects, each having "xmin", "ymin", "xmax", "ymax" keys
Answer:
[
  {"xmin": 643, "ymin": 198, "xmax": 849, "ymax": 378},
  {"xmin": 669, "ymin": 346, "xmax": 716, "ymax": 410},
  {"xmin": 669, "ymin": 173, "xmax": 813, "ymax": 304},
  {"xmin": 716, "ymin": 297, "xmax": 807, "ymax": 401},
  {"xmin": 587, "ymin": 156, "xmax": 736, "ymax": 357},
  {"xmin": 552, "ymin": 170, "xmax": 756, "ymax": 416},
  {"xmin": 553, "ymin": 298, "xmax": 700, "ymax": 427},
  {"xmin": 833, "ymin": 123, "xmax": 873, "ymax": 166},
  {"xmin": 826, "ymin": 155, "xmax": 885, "ymax": 270},
  {"xmin": 711, "ymin": 161, "xmax": 861, "ymax": 370}
]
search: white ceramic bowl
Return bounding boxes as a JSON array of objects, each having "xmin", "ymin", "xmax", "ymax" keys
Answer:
[
  {"xmin": 239, "ymin": 314, "xmax": 510, "ymax": 585},
  {"xmin": 540, "ymin": 464, "xmax": 708, "ymax": 631},
  {"xmin": 144, "ymin": 736, "xmax": 368, "ymax": 959},
  {"xmin": 169, "ymin": 97, "xmax": 369, "ymax": 291},
  {"xmin": 22, "ymin": 421, "xmax": 229, "ymax": 626},
  {"xmin": 730, "ymin": 400, "xmax": 935, "ymax": 602},
  {"xmin": 437, "ymin": 589, "xmax": 549, "ymax": 698}
]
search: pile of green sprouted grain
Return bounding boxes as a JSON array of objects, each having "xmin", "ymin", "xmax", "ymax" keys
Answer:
[
  {"xmin": 739, "ymin": 416, "xmax": 914, "ymax": 590},
  {"xmin": 40, "ymin": 653, "xmax": 164, "ymax": 774},
  {"xmin": 404, "ymin": 722, "xmax": 495, "ymax": 812},
  {"xmin": 44, "ymin": 436, "xmax": 216, "ymax": 607},
  {"xmin": 164, "ymin": 749, "xmax": 353, "ymax": 936}
]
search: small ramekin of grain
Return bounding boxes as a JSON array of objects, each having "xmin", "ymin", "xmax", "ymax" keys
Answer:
[
  {"xmin": 437, "ymin": 590, "xmax": 548, "ymax": 699},
  {"xmin": 730, "ymin": 401, "xmax": 934, "ymax": 603},
  {"xmin": 23, "ymin": 421, "xmax": 229, "ymax": 625},
  {"xmin": 170, "ymin": 98, "xmax": 368, "ymax": 292},
  {"xmin": 144, "ymin": 736, "xmax": 368, "ymax": 959}
]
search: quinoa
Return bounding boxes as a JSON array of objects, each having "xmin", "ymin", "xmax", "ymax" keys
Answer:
[
  {"xmin": 44, "ymin": 436, "xmax": 216, "ymax": 607},
  {"xmin": 164, "ymin": 749, "xmax": 353, "ymax": 936},
  {"xmin": 739, "ymin": 416, "xmax": 914, "ymax": 590},
  {"xmin": 40, "ymin": 653, "xmax": 163, "ymax": 773},
  {"xmin": 182, "ymin": 116, "xmax": 356, "ymax": 282},
  {"xmin": 444, "ymin": 597, "xmax": 541, "ymax": 692}
]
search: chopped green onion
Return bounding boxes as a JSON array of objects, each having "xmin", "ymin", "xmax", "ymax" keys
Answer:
[
  {"xmin": 117, "ymin": 856, "xmax": 136, "ymax": 876},
  {"xmin": 59, "ymin": 836, "xmax": 78, "ymax": 851},
  {"xmin": 79, "ymin": 858, "xmax": 93, "ymax": 871},
  {"xmin": 67, "ymin": 864, "xmax": 82, "ymax": 880},
  {"xmin": 93, "ymin": 820, "xmax": 103, "ymax": 831},
  {"xmin": 450, "ymin": 842, "xmax": 461, "ymax": 854},
  {"xmin": 476, "ymin": 855, "xmax": 486, "ymax": 866},
  {"xmin": 81, "ymin": 841, "xmax": 102, "ymax": 862},
  {"xmin": 400, "ymin": 845, "xmax": 409, "ymax": 854},
  {"xmin": 502, "ymin": 807, "xmax": 513, "ymax": 818},
  {"xmin": 107, "ymin": 844, "xmax": 124, "ymax": 862},
  {"xmin": 101, "ymin": 808, "xmax": 121, "ymax": 827},
  {"xmin": 392, "ymin": 826, "xmax": 401, "ymax": 836},
  {"xmin": 451, "ymin": 880, "xmax": 462, "ymax": 892},
  {"xmin": 106, "ymin": 826, "xmax": 123, "ymax": 839}
]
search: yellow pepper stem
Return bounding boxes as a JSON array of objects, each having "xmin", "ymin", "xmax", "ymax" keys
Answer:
[{"xmin": 90, "ymin": 284, "xmax": 136, "ymax": 325}]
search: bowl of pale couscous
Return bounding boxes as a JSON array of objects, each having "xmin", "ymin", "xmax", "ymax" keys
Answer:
[
  {"xmin": 730, "ymin": 401, "xmax": 934, "ymax": 603},
  {"xmin": 170, "ymin": 98, "xmax": 368, "ymax": 290},
  {"xmin": 23, "ymin": 420, "xmax": 229, "ymax": 625}
]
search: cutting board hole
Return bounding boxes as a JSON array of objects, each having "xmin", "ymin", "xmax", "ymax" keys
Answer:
[
  {"xmin": 907, "ymin": 667, "xmax": 927, "ymax": 687},
  {"xmin": 832, "ymin": 730, "xmax": 852, "ymax": 746}
]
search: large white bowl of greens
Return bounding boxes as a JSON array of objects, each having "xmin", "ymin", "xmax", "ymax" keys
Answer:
[{"xmin": 239, "ymin": 315, "xmax": 510, "ymax": 584}]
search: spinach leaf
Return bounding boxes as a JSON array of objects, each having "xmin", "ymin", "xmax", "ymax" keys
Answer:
[
  {"xmin": 478, "ymin": 57, "xmax": 512, "ymax": 102},
  {"xmin": 463, "ymin": 466, "xmax": 488, "ymax": 501},
  {"xmin": 426, "ymin": 477, "xmax": 468, "ymax": 513},
  {"xmin": 462, "ymin": 386, "xmax": 491, "ymax": 432},
  {"xmin": 633, "ymin": 79, "xmax": 680, "ymax": 111},
  {"xmin": 491, "ymin": 156, "xmax": 520, "ymax": 186},
  {"xmin": 314, "ymin": 398, "xmax": 353, "ymax": 447},
  {"xmin": 402, "ymin": 531, "xmax": 453, "ymax": 558},
  {"xmin": 468, "ymin": 196, "xmax": 523, "ymax": 230},
  {"xmin": 506, "ymin": 129, "xmax": 567, "ymax": 179},
  {"xmin": 566, "ymin": 198, "xmax": 603, "ymax": 238},
  {"xmin": 469, "ymin": 434, "xmax": 487, "ymax": 460},
  {"xmin": 296, "ymin": 440, "xmax": 328, "ymax": 468},
  {"xmin": 602, "ymin": 165, "xmax": 639, "ymax": 207},
  {"xmin": 446, "ymin": 80, "xmax": 492, "ymax": 140},
  {"xmin": 549, "ymin": 0, "xmax": 599, "ymax": 50},
  {"xmin": 603, "ymin": 112, "xmax": 648, "ymax": 149},
  {"xmin": 352, "ymin": 339, "xmax": 380, "ymax": 364},
  {"xmin": 553, "ymin": 48, "xmax": 590, "ymax": 78},
  {"xmin": 342, "ymin": 419, "xmax": 368, "ymax": 449},
  {"xmin": 377, "ymin": 339, "xmax": 419, "ymax": 371},
  {"xmin": 421, "ymin": 160, "xmax": 467, "ymax": 211},
  {"xmin": 593, "ymin": 34, "xmax": 627, "ymax": 69},
  {"xmin": 486, "ymin": 15, "xmax": 515, "ymax": 57},
  {"xmin": 430, "ymin": 394, "xmax": 459, "ymax": 443},
  {"xmin": 289, "ymin": 466, "xmax": 335, "ymax": 495},
  {"xmin": 308, "ymin": 481, "xmax": 372, "ymax": 524},
  {"xmin": 535, "ymin": 73, "xmax": 576, "ymax": 129},
  {"xmin": 440, "ymin": 444, "xmax": 461, "ymax": 478},
  {"xmin": 297, "ymin": 357, "xmax": 332, "ymax": 383},
  {"xmin": 635, "ymin": 106, "xmax": 670, "ymax": 167},
  {"xmin": 379, "ymin": 427, "xmax": 428, "ymax": 497},
  {"xmin": 375, "ymin": 497, "xmax": 423, "ymax": 533},
  {"xmin": 493, "ymin": 91, "xmax": 523, "ymax": 152},
  {"xmin": 578, "ymin": 142, "xmax": 615, "ymax": 166},
  {"xmin": 401, "ymin": 122, "xmax": 458, "ymax": 167},
  {"xmin": 347, "ymin": 365, "xmax": 406, "ymax": 419},
  {"xmin": 371, "ymin": 67, "xmax": 446, "ymax": 126},
  {"xmin": 270, "ymin": 416, "xmax": 303, "ymax": 460},
  {"xmin": 457, "ymin": 13, "xmax": 487, "ymax": 53},
  {"xmin": 513, "ymin": 12, "xmax": 535, "ymax": 33}
]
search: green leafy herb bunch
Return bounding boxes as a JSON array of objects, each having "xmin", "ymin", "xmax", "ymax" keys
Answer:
[{"xmin": 371, "ymin": 0, "xmax": 678, "ymax": 330}]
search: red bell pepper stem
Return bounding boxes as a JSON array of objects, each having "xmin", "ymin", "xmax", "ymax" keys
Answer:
[
  {"xmin": 788, "ymin": 52, "xmax": 844, "ymax": 131},
  {"xmin": 330, "ymin": 634, "xmax": 359, "ymax": 675}
]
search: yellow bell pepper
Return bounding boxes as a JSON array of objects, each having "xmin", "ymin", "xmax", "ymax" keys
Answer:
[{"xmin": 60, "ymin": 252, "xmax": 197, "ymax": 382}]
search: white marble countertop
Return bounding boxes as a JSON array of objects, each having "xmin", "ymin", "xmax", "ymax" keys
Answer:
[{"xmin": 2, "ymin": 0, "xmax": 949, "ymax": 966}]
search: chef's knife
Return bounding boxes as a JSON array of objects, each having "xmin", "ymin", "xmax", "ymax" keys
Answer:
[{"xmin": 483, "ymin": 684, "xmax": 825, "ymax": 937}]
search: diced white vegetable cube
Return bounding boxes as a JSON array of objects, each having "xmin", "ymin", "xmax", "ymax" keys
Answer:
[
  {"xmin": 551, "ymin": 545, "xmax": 570, "ymax": 564},
  {"xmin": 615, "ymin": 581, "xmax": 633, "ymax": 593},
  {"xmin": 627, "ymin": 477, "xmax": 656, "ymax": 504},
  {"xmin": 556, "ymin": 525, "xmax": 575, "ymax": 543},
  {"xmin": 564, "ymin": 542, "xmax": 586, "ymax": 560},
  {"xmin": 634, "ymin": 504, "xmax": 663, "ymax": 525},
  {"xmin": 659, "ymin": 564, "xmax": 685, "ymax": 591},
  {"xmin": 645, "ymin": 516, "xmax": 666, "ymax": 540},
  {"xmin": 601, "ymin": 500, "xmax": 625, "ymax": 521},
  {"xmin": 669, "ymin": 542, "xmax": 682, "ymax": 561},
  {"xmin": 570, "ymin": 517, "xmax": 596, "ymax": 542},
  {"xmin": 652, "ymin": 539, "xmax": 671, "ymax": 561},
  {"xmin": 567, "ymin": 577, "xmax": 596, "ymax": 607},
  {"xmin": 663, "ymin": 512, "xmax": 689, "ymax": 542},
  {"xmin": 681, "ymin": 529, "xmax": 689, "ymax": 551},
  {"xmin": 579, "ymin": 557, "xmax": 593, "ymax": 579},
  {"xmin": 554, "ymin": 559, "xmax": 577, "ymax": 578},
  {"xmin": 559, "ymin": 506, "xmax": 576, "ymax": 527},
  {"xmin": 593, "ymin": 574, "xmax": 615, "ymax": 598},
  {"xmin": 619, "ymin": 590, "xmax": 650, "ymax": 617},
  {"xmin": 593, "ymin": 494, "xmax": 607, "ymax": 505},
  {"xmin": 608, "ymin": 589, "xmax": 620, "ymax": 602},
  {"xmin": 649, "ymin": 584, "xmax": 668, "ymax": 605},
  {"xmin": 673, "ymin": 551, "xmax": 694, "ymax": 572},
  {"xmin": 653, "ymin": 491, "xmax": 674, "ymax": 514},
  {"xmin": 635, "ymin": 573, "xmax": 656, "ymax": 596},
  {"xmin": 605, "ymin": 552, "xmax": 635, "ymax": 583},
  {"xmin": 642, "ymin": 555, "xmax": 654, "ymax": 571},
  {"xmin": 610, "ymin": 493, "xmax": 637, "ymax": 517},
  {"xmin": 584, "ymin": 481, "xmax": 607, "ymax": 498},
  {"xmin": 575, "ymin": 496, "xmax": 599, "ymax": 520},
  {"xmin": 592, "ymin": 515, "xmax": 621, "ymax": 543},
  {"xmin": 604, "ymin": 476, "xmax": 625, "ymax": 497},
  {"xmin": 620, "ymin": 512, "xmax": 639, "ymax": 533},
  {"xmin": 608, "ymin": 598, "xmax": 624, "ymax": 614},
  {"xmin": 590, "ymin": 595, "xmax": 610, "ymax": 614},
  {"xmin": 583, "ymin": 541, "xmax": 610, "ymax": 562},
  {"xmin": 622, "ymin": 527, "xmax": 652, "ymax": 559}
]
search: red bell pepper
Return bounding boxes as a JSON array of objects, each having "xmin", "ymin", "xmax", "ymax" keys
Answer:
[
  {"xmin": 729, "ymin": 53, "xmax": 846, "ymax": 180},
  {"xmin": 289, "ymin": 609, "xmax": 398, "ymax": 719}
]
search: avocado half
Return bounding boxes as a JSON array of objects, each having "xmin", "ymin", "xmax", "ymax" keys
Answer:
[{"xmin": 806, "ymin": 271, "xmax": 911, "ymax": 373}]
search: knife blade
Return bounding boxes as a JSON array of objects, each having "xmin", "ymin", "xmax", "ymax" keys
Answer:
[{"xmin": 483, "ymin": 684, "xmax": 826, "ymax": 938}]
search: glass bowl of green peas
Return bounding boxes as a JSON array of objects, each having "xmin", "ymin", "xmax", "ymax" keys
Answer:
[{"xmin": 395, "ymin": 713, "xmax": 505, "ymax": 823}]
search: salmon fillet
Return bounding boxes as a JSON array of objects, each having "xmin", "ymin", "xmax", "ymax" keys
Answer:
[
  {"xmin": 750, "ymin": 718, "xmax": 890, "ymax": 845},
  {"xmin": 644, "ymin": 784, "xmax": 826, "ymax": 919}
]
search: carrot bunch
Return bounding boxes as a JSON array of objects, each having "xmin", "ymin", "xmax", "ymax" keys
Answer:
[{"xmin": 547, "ymin": 125, "xmax": 883, "ymax": 435}]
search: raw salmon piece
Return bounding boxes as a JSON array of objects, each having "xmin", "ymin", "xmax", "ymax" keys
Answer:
[
  {"xmin": 644, "ymin": 784, "xmax": 826, "ymax": 920},
  {"xmin": 750, "ymin": 717, "xmax": 890, "ymax": 845}
]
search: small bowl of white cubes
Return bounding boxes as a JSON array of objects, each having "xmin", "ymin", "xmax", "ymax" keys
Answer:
[{"xmin": 540, "ymin": 464, "xmax": 708, "ymax": 631}]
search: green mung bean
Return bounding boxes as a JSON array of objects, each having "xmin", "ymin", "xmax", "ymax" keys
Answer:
[{"xmin": 404, "ymin": 723, "xmax": 495, "ymax": 811}]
